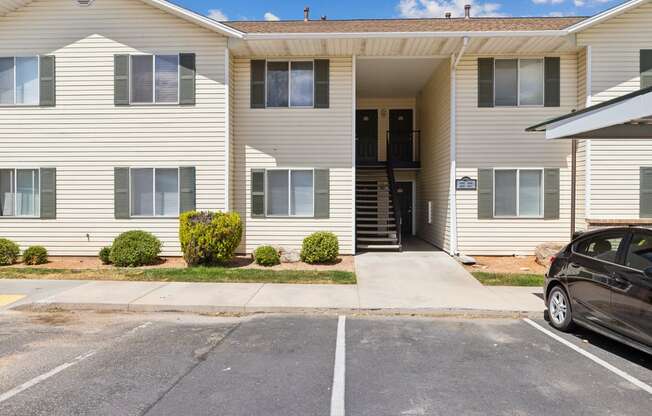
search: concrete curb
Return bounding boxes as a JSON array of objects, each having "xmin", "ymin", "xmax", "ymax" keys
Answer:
[{"xmin": 14, "ymin": 301, "xmax": 544, "ymax": 319}]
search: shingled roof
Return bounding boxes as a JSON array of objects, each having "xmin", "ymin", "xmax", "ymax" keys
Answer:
[{"xmin": 225, "ymin": 17, "xmax": 587, "ymax": 34}]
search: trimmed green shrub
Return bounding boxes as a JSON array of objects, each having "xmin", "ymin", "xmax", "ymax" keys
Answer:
[
  {"xmin": 254, "ymin": 246, "xmax": 280, "ymax": 267},
  {"xmin": 301, "ymin": 232, "xmax": 339, "ymax": 264},
  {"xmin": 179, "ymin": 211, "xmax": 242, "ymax": 266},
  {"xmin": 109, "ymin": 230, "xmax": 161, "ymax": 267},
  {"xmin": 0, "ymin": 238, "xmax": 20, "ymax": 266},
  {"xmin": 99, "ymin": 246, "xmax": 112, "ymax": 265},
  {"xmin": 22, "ymin": 246, "xmax": 48, "ymax": 265}
]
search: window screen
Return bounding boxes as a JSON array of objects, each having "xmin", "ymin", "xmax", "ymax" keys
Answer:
[
  {"xmin": 155, "ymin": 55, "xmax": 179, "ymax": 103},
  {"xmin": 519, "ymin": 59, "xmax": 544, "ymax": 106},
  {"xmin": 290, "ymin": 61, "xmax": 314, "ymax": 107},
  {"xmin": 495, "ymin": 170, "xmax": 517, "ymax": 216},
  {"xmin": 131, "ymin": 55, "xmax": 154, "ymax": 104},
  {"xmin": 494, "ymin": 59, "xmax": 518, "ymax": 106},
  {"xmin": 267, "ymin": 62, "xmax": 289, "ymax": 108}
]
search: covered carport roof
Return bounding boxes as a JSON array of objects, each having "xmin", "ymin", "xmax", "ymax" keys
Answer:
[{"xmin": 526, "ymin": 86, "xmax": 652, "ymax": 140}]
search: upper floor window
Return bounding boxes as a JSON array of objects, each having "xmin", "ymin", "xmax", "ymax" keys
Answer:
[
  {"xmin": 494, "ymin": 168, "xmax": 543, "ymax": 218},
  {"xmin": 131, "ymin": 55, "xmax": 179, "ymax": 104},
  {"xmin": 0, "ymin": 168, "xmax": 40, "ymax": 217},
  {"xmin": 0, "ymin": 57, "xmax": 39, "ymax": 105},
  {"xmin": 267, "ymin": 61, "xmax": 314, "ymax": 108},
  {"xmin": 495, "ymin": 58, "xmax": 544, "ymax": 107}
]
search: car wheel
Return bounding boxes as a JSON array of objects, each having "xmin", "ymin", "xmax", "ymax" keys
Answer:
[{"xmin": 548, "ymin": 286, "xmax": 574, "ymax": 331}]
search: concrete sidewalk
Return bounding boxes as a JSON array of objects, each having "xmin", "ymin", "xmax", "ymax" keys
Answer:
[{"xmin": 0, "ymin": 240, "xmax": 545, "ymax": 315}]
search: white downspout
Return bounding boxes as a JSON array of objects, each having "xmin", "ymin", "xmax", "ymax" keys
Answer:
[
  {"xmin": 448, "ymin": 36, "xmax": 468, "ymax": 256},
  {"xmin": 224, "ymin": 48, "xmax": 231, "ymax": 212}
]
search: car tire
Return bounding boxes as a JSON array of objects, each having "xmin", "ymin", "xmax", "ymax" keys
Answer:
[{"xmin": 548, "ymin": 286, "xmax": 574, "ymax": 331}]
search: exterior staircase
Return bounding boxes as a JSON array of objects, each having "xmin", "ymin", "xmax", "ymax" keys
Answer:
[{"xmin": 356, "ymin": 165, "xmax": 402, "ymax": 251}]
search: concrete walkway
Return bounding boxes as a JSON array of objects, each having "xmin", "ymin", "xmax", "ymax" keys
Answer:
[{"xmin": 0, "ymin": 240, "xmax": 545, "ymax": 315}]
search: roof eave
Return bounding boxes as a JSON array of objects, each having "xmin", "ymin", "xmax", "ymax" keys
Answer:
[
  {"xmin": 242, "ymin": 29, "xmax": 570, "ymax": 41},
  {"xmin": 566, "ymin": 0, "xmax": 649, "ymax": 33}
]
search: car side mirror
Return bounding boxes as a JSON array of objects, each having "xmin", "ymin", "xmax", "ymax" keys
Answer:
[{"xmin": 644, "ymin": 267, "xmax": 652, "ymax": 279}]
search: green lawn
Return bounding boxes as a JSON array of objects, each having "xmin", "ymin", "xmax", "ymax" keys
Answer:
[
  {"xmin": 471, "ymin": 272, "xmax": 545, "ymax": 287},
  {"xmin": 0, "ymin": 267, "xmax": 356, "ymax": 285}
]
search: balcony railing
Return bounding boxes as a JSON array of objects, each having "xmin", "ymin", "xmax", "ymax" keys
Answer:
[{"xmin": 386, "ymin": 130, "xmax": 421, "ymax": 168}]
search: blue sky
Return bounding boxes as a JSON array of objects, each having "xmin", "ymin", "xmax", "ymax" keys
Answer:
[{"xmin": 173, "ymin": 0, "xmax": 624, "ymax": 21}]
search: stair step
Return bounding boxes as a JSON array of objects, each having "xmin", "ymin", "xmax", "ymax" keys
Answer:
[
  {"xmin": 357, "ymin": 237, "xmax": 399, "ymax": 243},
  {"xmin": 356, "ymin": 231, "xmax": 398, "ymax": 237},
  {"xmin": 357, "ymin": 217, "xmax": 395, "ymax": 222},
  {"xmin": 357, "ymin": 244, "xmax": 402, "ymax": 251},
  {"xmin": 356, "ymin": 224, "xmax": 397, "ymax": 229}
]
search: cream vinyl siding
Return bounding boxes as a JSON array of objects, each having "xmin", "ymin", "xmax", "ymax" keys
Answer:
[
  {"xmin": 0, "ymin": 0, "xmax": 228, "ymax": 256},
  {"xmin": 578, "ymin": 2, "xmax": 652, "ymax": 220},
  {"xmin": 455, "ymin": 54, "xmax": 577, "ymax": 255},
  {"xmin": 416, "ymin": 61, "xmax": 451, "ymax": 251},
  {"xmin": 232, "ymin": 57, "xmax": 354, "ymax": 254},
  {"xmin": 574, "ymin": 48, "xmax": 587, "ymax": 231},
  {"xmin": 356, "ymin": 97, "xmax": 416, "ymax": 162}
]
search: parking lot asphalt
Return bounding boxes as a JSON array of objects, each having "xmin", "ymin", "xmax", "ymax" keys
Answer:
[{"xmin": 0, "ymin": 311, "xmax": 649, "ymax": 416}]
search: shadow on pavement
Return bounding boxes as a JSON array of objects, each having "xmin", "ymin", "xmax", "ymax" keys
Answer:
[{"xmin": 565, "ymin": 325, "xmax": 652, "ymax": 370}]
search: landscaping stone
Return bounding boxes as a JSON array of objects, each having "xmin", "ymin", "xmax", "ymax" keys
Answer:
[
  {"xmin": 535, "ymin": 243, "xmax": 564, "ymax": 267},
  {"xmin": 273, "ymin": 246, "xmax": 301, "ymax": 263}
]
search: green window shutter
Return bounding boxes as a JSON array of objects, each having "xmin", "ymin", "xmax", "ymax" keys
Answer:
[
  {"xmin": 250, "ymin": 60, "xmax": 266, "ymax": 109},
  {"xmin": 39, "ymin": 55, "xmax": 56, "ymax": 107},
  {"xmin": 114, "ymin": 55, "xmax": 130, "ymax": 106},
  {"xmin": 114, "ymin": 167, "xmax": 130, "ymax": 219},
  {"xmin": 179, "ymin": 53, "xmax": 196, "ymax": 105},
  {"xmin": 640, "ymin": 167, "xmax": 652, "ymax": 218},
  {"xmin": 251, "ymin": 169, "xmax": 265, "ymax": 217},
  {"xmin": 314, "ymin": 59, "xmax": 330, "ymax": 109},
  {"xmin": 544, "ymin": 168, "xmax": 560, "ymax": 220},
  {"xmin": 544, "ymin": 57, "xmax": 561, "ymax": 107},
  {"xmin": 477, "ymin": 169, "xmax": 494, "ymax": 219},
  {"xmin": 179, "ymin": 167, "xmax": 196, "ymax": 213},
  {"xmin": 477, "ymin": 58, "xmax": 494, "ymax": 108},
  {"xmin": 640, "ymin": 50, "xmax": 652, "ymax": 89},
  {"xmin": 40, "ymin": 168, "xmax": 56, "ymax": 219},
  {"xmin": 314, "ymin": 169, "xmax": 330, "ymax": 218}
]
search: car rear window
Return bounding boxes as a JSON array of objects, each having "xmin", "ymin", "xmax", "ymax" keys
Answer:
[
  {"xmin": 624, "ymin": 233, "xmax": 652, "ymax": 272},
  {"xmin": 574, "ymin": 234, "xmax": 624, "ymax": 264}
]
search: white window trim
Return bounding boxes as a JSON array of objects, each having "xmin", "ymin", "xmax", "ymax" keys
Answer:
[
  {"xmin": 264, "ymin": 167, "xmax": 315, "ymax": 218},
  {"xmin": 493, "ymin": 168, "xmax": 545, "ymax": 219},
  {"xmin": 493, "ymin": 58, "xmax": 545, "ymax": 108},
  {"xmin": 129, "ymin": 167, "xmax": 181, "ymax": 218},
  {"xmin": 0, "ymin": 167, "xmax": 41, "ymax": 218},
  {"xmin": 0, "ymin": 56, "xmax": 40, "ymax": 107},
  {"xmin": 264, "ymin": 59, "xmax": 315, "ymax": 109},
  {"xmin": 129, "ymin": 54, "xmax": 181, "ymax": 106}
]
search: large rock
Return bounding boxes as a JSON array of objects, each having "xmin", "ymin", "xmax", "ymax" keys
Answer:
[
  {"xmin": 272, "ymin": 245, "xmax": 301, "ymax": 263},
  {"xmin": 535, "ymin": 243, "xmax": 564, "ymax": 266}
]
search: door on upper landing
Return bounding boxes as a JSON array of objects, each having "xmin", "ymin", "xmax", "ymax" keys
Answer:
[
  {"xmin": 388, "ymin": 109, "xmax": 414, "ymax": 163},
  {"xmin": 356, "ymin": 109, "xmax": 378, "ymax": 164},
  {"xmin": 395, "ymin": 182, "xmax": 413, "ymax": 237}
]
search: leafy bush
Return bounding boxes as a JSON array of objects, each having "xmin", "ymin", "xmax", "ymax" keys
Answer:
[
  {"xmin": 109, "ymin": 230, "xmax": 161, "ymax": 267},
  {"xmin": 300, "ymin": 232, "xmax": 339, "ymax": 264},
  {"xmin": 0, "ymin": 238, "xmax": 20, "ymax": 266},
  {"xmin": 99, "ymin": 247, "xmax": 112, "ymax": 265},
  {"xmin": 22, "ymin": 246, "xmax": 48, "ymax": 265},
  {"xmin": 179, "ymin": 211, "xmax": 242, "ymax": 266},
  {"xmin": 254, "ymin": 246, "xmax": 280, "ymax": 267}
]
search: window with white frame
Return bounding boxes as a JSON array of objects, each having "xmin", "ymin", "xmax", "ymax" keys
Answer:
[
  {"xmin": 494, "ymin": 169, "xmax": 543, "ymax": 217},
  {"xmin": 130, "ymin": 168, "xmax": 179, "ymax": 217},
  {"xmin": 266, "ymin": 61, "xmax": 314, "ymax": 108},
  {"xmin": 266, "ymin": 169, "xmax": 314, "ymax": 217},
  {"xmin": 494, "ymin": 58, "xmax": 544, "ymax": 107},
  {"xmin": 0, "ymin": 56, "xmax": 39, "ymax": 105},
  {"xmin": 130, "ymin": 55, "xmax": 179, "ymax": 104},
  {"xmin": 0, "ymin": 169, "xmax": 40, "ymax": 217}
]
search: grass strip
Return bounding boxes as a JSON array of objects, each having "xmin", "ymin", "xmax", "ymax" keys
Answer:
[
  {"xmin": 0, "ymin": 267, "xmax": 356, "ymax": 285},
  {"xmin": 471, "ymin": 272, "xmax": 544, "ymax": 287}
]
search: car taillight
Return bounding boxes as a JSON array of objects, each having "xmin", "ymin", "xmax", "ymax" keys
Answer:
[{"xmin": 550, "ymin": 256, "xmax": 556, "ymax": 264}]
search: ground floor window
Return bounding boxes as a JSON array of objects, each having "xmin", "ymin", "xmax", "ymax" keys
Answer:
[
  {"xmin": 130, "ymin": 168, "xmax": 179, "ymax": 217},
  {"xmin": 0, "ymin": 168, "xmax": 40, "ymax": 217},
  {"xmin": 266, "ymin": 169, "xmax": 314, "ymax": 217},
  {"xmin": 494, "ymin": 169, "xmax": 543, "ymax": 218}
]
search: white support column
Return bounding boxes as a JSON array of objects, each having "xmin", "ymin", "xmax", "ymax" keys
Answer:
[
  {"xmin": 585, "ymin": 45, "xmax": 592, "ymax": 220},
  {"xmin": 352, "ymin": 55, "xmax": 357, "ymax": 255},
  {"xmin": 224, "ymin": 47, "xmax": 231, "ymax": 212}
]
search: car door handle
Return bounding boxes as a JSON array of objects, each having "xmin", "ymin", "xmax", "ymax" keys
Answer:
[{"xmin": 610, "ymin": 273, "xmax": 627, "ymax": 284}]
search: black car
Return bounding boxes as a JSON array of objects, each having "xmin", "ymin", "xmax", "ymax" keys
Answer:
[{"xmin": 544, "ymin": 227, "xmax": 652, "ymax": 354}]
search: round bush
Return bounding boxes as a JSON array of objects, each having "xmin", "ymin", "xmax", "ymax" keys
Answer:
[
  {"xmin": 179, "ymin": 211, "xmax": 242, "ymax": 266},
  {"xmin": 254, "ymin": 246, "xmax": 280, "ymax": 267},
  {"xmin": 109, "ymin": 230, "xmax": 161, "ymax": 267},
  {"xmin": 0, "ymin": 238, "xmax": 20, "ymax": 266},
  {"xmin": 99, "ymin": 246, "xmax": 112, "ymax": 265},
  {"xmin": 23, "ymin": 246, "xmax": 48, "ymax": 265},
  {"xmin": 300, "ymin": 232, "xmax": 339, "ymax": 264}
]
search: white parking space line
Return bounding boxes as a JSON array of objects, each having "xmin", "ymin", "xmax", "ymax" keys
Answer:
[
  {"xmin": 0, "ymin": 350, "xmax": 96, "ymax": 404},
  {"xmin": 330, "ymin": 315, "xmax": 346, "ymax": 416},
  {"xmin": 523, "ymin": 318, "xmax": 652, "ymax": 395}
]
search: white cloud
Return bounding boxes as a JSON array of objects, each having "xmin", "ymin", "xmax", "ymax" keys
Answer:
[
  {"xmin": 532, "ymin": 0, "xmax": 564, "ymax": 4},
  {"xmin": 207, "ymin": 9, "xmax": 228, "ymax": 21},
  {"xmin": 397, "ymin": 0, "xmax": 506, "ymax": 18},
  {"xmin": 574, "ymin": 0, "xmax": 611, "ymax": 6},
  {"xmin": 264, "ymin": 12, "xmax": 280, "ymax": 21}
]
